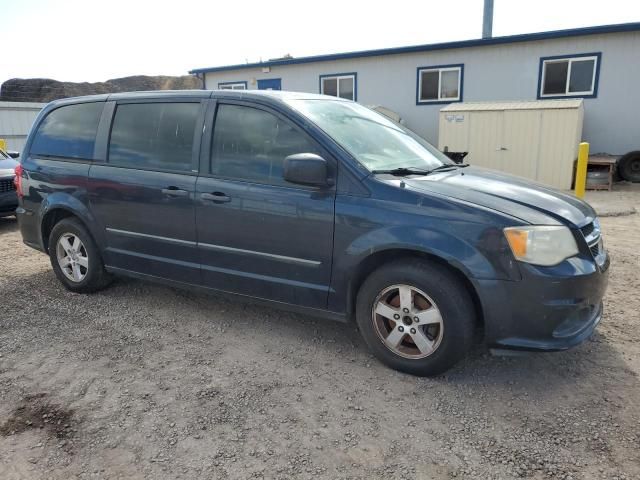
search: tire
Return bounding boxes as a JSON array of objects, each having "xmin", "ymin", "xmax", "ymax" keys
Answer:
[
  {"xmin": 618, "ymin": 151, "xmax": 640, "ymax": 183},
  {"xmin": 48, "ymin": 217, "xmax": 112, "ymax": 293},
  {"xmin": 355, "ymin": 259, "xmax": 475, "ymax": 377}
]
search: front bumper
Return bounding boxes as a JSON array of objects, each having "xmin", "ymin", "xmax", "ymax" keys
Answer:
[
  {"xmin": 0, "ymin": 190, "xmax": 18, "ymax": 217},
  {"xmin": 477, "ymin": 253, "xmax": 610, "ymax": 351}
]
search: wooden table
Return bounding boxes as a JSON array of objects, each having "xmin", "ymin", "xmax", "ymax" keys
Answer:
[{"xmin": 586, "ymin": 156, "xmax": 617, "ymax": 191}]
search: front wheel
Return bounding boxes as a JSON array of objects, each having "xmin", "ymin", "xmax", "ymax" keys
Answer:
[{"xmin": 356, "ymin": 260, "xmax": 475, "ymax": 376}]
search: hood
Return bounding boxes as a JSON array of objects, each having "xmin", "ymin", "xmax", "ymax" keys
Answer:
[
  {"xmin": 0, "ymin": 156, "xmax": 18, "ymax": 177},
  {"xmin": 397, "ymin": 167, "xmax": 595, "ymax": 227}
]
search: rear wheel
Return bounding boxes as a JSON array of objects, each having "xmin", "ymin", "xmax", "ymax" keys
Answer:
[
  {"xmin": 356, "ymin": 260, "xmax": 475, "ymax": 376},
  {"xmin": 49, "ymin": 218, "xmax": 112, "ymax": 293}
]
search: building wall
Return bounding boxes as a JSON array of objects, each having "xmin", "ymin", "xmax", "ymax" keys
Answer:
[
  {"xmin": 0, "ymin": 102, "xmax": 45, "ymax": 152},
  {"xmin": 203, "ymin": 32, "xmax": 640, "ymax": 155}
]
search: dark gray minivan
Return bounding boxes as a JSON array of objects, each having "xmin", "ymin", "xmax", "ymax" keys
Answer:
[{"xmin": 15, "ymin": 90, "xmax": 609, "ymax": 376}]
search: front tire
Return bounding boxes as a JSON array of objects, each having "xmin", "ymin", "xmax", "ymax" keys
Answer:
[
  {"xmin": 49, "ymin": 218, "xmax": 112, "ymax": 293},
  {"xmin": 356, "ymin": 259, "xmax": 475, "ymax": 376}
]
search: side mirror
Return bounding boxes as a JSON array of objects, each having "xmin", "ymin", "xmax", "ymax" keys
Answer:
[
  {"xmin": 7, "ymin": 151, "xmax": 19, "ymax": 159},
  {"xmin": 283, "ymin": 153, "xmax": 329, "ymax": 187}
]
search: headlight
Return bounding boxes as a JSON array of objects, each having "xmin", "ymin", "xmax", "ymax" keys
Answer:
[{"xmin": 503, "ymin": 226, "xmax": 579, "ymax": 266}]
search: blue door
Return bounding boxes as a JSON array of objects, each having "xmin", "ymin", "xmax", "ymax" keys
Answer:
[
  {"xmin": 257, "ymin": 78, "xmax": 282, "ymax": 90},
  {"xmin": 195, "ymin": 100, "xmax": 336, "ymax": 309},
  {"xmin": 89, "ymin": 100, "xmax": 204, "ymax": 284}
]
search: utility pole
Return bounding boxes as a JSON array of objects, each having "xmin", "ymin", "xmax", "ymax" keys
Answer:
[{"xmin": 483, "ymin": 0, "xmax": 494, "ymax": 39}]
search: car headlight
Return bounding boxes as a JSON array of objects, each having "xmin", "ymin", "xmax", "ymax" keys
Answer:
[{"xmin": 503, "ymin": 226, "xmax": 579, "ymax": 266}]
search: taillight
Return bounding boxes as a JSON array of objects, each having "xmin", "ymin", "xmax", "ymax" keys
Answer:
[{"xmin": 14, "ymin": 164, "xmax": 23, "ymax": 198}]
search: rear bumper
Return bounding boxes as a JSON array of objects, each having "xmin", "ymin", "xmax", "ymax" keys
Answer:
[
  {"xmin": 16, "ymin": 206, "xmax": 46, "ymax": 252},
  {"xmin": 477, "ymin": 253, "xmax": 610, "ymax": 351}
]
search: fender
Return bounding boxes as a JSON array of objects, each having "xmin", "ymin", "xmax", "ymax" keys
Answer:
[
  {"xmin": 347, "ymin": 226, "xmax": 498, "ymax": 278},
  {"xmin": 38, "ymin": 192, "xmax": 105, "ymax": 252},
  {"xmin": 328, "ymin": 223, "xmax": 521, "ymax": 314}
]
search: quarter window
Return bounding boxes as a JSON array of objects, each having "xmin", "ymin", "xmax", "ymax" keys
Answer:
[
  {"xmin": 30, "ymin": 102, "xmax": 103, "ymax": 159},
  {"xmin": 417, "ymin": 65, "xmax": 463, "ymax": 103},
  {"xmin": 539, "ymin": 54, "xmax": 600, "ymax": 97},
  {"xmin": 108, "ymin": 102, "xmax": 200, "ymax": 172},
  {"xmin": 210, "ymin": 104, "xmax": 319, "ymax": 186},
  {"xmin": 320, "ymin": 74, "xmax": 356, "ymax": 101},
  {"xmin": 218, "ymin": 82, "xmax": 247, "ymax": 90}
]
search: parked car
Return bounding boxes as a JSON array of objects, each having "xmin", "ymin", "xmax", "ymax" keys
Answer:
[
  {"xmin": 0, "ymin": 147, "xmax": 19, "ymax": 217},
  {"xmin": 15, "ymin": 91, "xmax": 609, "ymax": 376}
]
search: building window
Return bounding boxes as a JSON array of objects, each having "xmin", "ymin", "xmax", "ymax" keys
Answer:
[
  {"xmin": 218, "ymin": 81, "xmax": 247, "ymax": 90},
  {"xmin": 319, "ymin": 73, "xmax": 357, "ymax": 101},
  {"xmin": 417, "ymin": 65, "xmax": 463, "ymax": 104},
  {"xmin": 538, "ymin": 53, "xmax": 601, "ymax": 98}
]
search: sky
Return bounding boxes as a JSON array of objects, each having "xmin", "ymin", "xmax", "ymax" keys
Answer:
[{"xmin": 1, "ymin": 0, "xmax": 639, "ymax": 86}]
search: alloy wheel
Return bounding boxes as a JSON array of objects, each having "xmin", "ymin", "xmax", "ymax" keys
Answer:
[
  {"xmin": 371, "ymin": 284, "xmax": 444, "ymax": 359},
  {"xmin": 56, "ymin": 233, "xmax": 89, "ymax": 283}
]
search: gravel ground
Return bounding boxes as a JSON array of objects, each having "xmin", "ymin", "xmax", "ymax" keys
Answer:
[{"xmin": 1, "ymin": 192, "xmax": 639, "ymax": 480}]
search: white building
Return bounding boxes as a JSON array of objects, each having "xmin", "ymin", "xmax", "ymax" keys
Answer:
[
  {"xmin": 190, "ymin": 22, "xmax": 640, "ymax": 175},
  {"xmin": 0, "ymin": 102, "xmax": 45, "ymax": 152}
]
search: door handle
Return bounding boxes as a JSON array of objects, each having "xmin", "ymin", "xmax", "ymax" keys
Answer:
[
  {"xmin": 201, "ymin": 192, "xmax": 231, "ymax": 203},
  {"xmin": 161, "ymin": 187, "xmax": 189, "ymax": 197}
]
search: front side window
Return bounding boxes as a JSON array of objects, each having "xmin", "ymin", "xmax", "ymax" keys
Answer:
[
  {"xmin": 539, "ymin": 54, "xmax": 600, "ymax": 98},
  {"xmin": 31, "ymin": 102, "xmax": 103, "ymax": 159},
  {"xmin": 210, "ymin": 104, "xmax": 319, "ymax": 186},
  {"xmin": 218, "ymin": 82, "xmax": 247, "ymax": 90},
  {"xmin": 108, "ymin": 102, "xmax": 200, "ymax": 172},
  {"xmin": 287, "ymin": 98, "xmax": 450, "ymax": 173},
  {"xmin": 320, "ymin": 74, "xmax": 356, "ymax": 101},
  {"xmin": 417, "ymin": 65, "xmax": 463, "ymax": 104}
]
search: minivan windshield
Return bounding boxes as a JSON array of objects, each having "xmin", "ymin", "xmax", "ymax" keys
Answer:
[{"xmin": 287, "ymin": 99, "xmax": 451, "ymax": 172}]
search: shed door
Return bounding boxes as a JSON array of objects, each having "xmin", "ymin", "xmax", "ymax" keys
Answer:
[
  {"xmin": 467, "ymin": 111, "xmax": 504, "ymax": 171},
  {"xmin": 502, "ymin": 110, "xmax": 541, "ymax": 181},
  {"xmin": 467, "ymin": 110, "xmax": 542, "ymax": 182}
]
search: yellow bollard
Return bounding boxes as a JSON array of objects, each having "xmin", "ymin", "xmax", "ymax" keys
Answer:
[
  {"xmin": 575, "ymin": 142, "xmax": 589, "ymax": 199},
  {"xmin": 0, "ymin": 139, "xmax": 6, "ymax": 151}
]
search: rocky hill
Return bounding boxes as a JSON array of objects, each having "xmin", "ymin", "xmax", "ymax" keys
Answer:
[{"xmin": 0, "ymin": 75, "xmax": 202, "ymax": 103}]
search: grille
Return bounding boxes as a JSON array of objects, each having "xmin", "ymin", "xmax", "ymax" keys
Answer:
[
  {"xmin": 580, "ymin": 222, "xmax": 595, "ymax": 238},
  {"xmin": 581, "ymin": 220, "xmax": 605, "ymax": 265},
  {"xmin": 0, "ymin": 178, "xmax": 16, "ymax": 193}
]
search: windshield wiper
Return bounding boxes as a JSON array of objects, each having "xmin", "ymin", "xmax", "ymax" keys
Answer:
[
  {"xmin": 425, "ymin": 163, "xmax": 469, "ymax": 174},
  {"xmin": 371, "ymin": 164, "xmax": 469, "ymax": 176},
  {"xmin": 371, "ymin": 166, "xmax": 431, "ymax": 176}
]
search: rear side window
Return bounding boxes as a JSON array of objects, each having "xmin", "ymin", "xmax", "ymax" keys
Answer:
[
  {"xmin": 31, "ymin": 102, "xmax": 103, "ymax": 159},
  {"xmin": 210, "ymin": 104, "xmax": 319, "ymax": 186},
  {"xmin": 109, "ymin": 102, "xmax": 200, "ymax": 172}
]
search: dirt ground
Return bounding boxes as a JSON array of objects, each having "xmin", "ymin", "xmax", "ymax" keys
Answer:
[{"xmin": 1, "ymin": 189, "xmax": 639, "ymax": 480}]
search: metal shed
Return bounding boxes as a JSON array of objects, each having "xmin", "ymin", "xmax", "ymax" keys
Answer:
[
  {"xmin": 0, "ymin": 102, "xmax": 45, "ymax": 152},
  {"xmin": 438, "ymin": 100, "xmax": 584, "ymax": 190}
]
